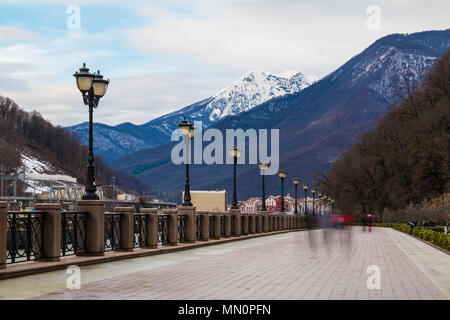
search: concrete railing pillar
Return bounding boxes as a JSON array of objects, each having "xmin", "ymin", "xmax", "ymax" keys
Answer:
[
  {"xmin": 241, "ymin": 214, "xmax": 249, "ymax": 235},
  {"xmin": 230, "ymin": 209, "xmax": 241, "ymax": 237},
  {"xmin": 114, "ymin": 207, "xmax": 134, "ymax": 252},
  {"xmin": 224, "ymin": 211, "xmax": 231, "ymax": 238},
  {"xmin": 35, "ymin": 203, "xmax": 61, "ymax": 262},
  {"xmin": 178, "ymin": 206, "xmax": 196, "ymax": 243},
  {"xmin": 256, "ymin": 214, "xmax": 263, "ymax": 233},
  {"xmin": 268, "ymin": 215, "xmax": 273, "ymax": 231},
  {"xmin": 273, "ymin": 215, "xmax": 278, "ymax": 231},
  {"xmin": 141, "ymin": 208, "xmax": 158, "ymax": 248},
  {"xmin": 0, "ymin": 202, "xmax": 7, "ymax": 269},
  {"xmin": 250, "ymin": 215, "xmax": 256, "ymax": 233},
  {"xmin": 76, "ymin": 200, "xmax": 105, "ymax": 256},
  {"xmin": 197, "ymin": 211, "xmax": 209, "ymax": 241},
  {"xmin": 263, "ymin": 213, "xmax": 269, "ymax": 232},
  {"xmin": 164, "ymin": 209, "xmax": 178, "ymax": 246},
  {"xmin": 213, "ymin": 213, "xmax": 221, "ymax": 239}
]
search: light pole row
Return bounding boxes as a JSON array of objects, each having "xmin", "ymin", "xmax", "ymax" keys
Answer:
[{"xmin": 73, "ymin": 64, "xmax": 336, "ymax": 211}]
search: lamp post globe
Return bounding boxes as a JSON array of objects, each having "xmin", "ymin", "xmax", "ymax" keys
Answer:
[
  {"xmin": 278, "ymin": 170, "xmax": 287, "ymax": 213},
  {"xmin": 229, "ymin": 145, "xmax": 241, "ymax": 209},
  {"xmin": 73, "ymin": 63, "xmax": 109, "ymax": 200},
  {"xmin": 179, "ymin": 118, "xmax": 194, "ymax": 206},
  {"xmin": 259, "ymin": 162, "xmax": 269, "ymax": 211},
  {"xmin": 293, "ymin": 178, "xmax": 299, "ymax": 214}
]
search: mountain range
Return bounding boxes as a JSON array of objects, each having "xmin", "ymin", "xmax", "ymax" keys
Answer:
[
  {"xmin": 109, "ymin": 29, "xmax": 450, "ymax": 201},
  {"xmin": 67, "ymin": 71, "xmax": 310, "ymax": 162}
]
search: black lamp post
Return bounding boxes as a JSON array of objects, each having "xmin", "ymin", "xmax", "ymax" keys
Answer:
[
  {"xmin": 259, "ymin": 162, "xmax": 268, "ymax": 211},
  {"xmin": 73, "ymin": 63, "xmax": 109, "ymax": 200},
  {"xmin": 318, "ymin": 193, "xmax": 323, "ymax": 215},
  {"xmin": 293, "ymin": 178, "xmax": 299, "ymax": 214},
  {"xmin": 312, "ymin": 189, "xmax": 316, "ymax": 216},
  {"xmin": 303, "ymin": 184, "xmax": 309, "ymax": 215},
  {"xmin": 229, "ymin": 145, "xmax": 241, "ymax": 209},
  {"xmin": 278, "ymin": 170, "xmax": 287, "ymax": 212},
  {"xmin": 178, "ymin": 118, "xmax": 195, "ymax": 206}
]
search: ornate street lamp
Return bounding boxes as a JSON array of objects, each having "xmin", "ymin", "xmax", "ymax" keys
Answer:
[
  {"xmin": 73, "ymin": 63, "xmax": 109, "ymax": 200},
  {"xmin": 327, "ymin": 196, "xmax": 331, "ymax": 215},
  {"xmin": 229, "ymin": 145, "xmax": 241, "ymax": 209},
  {"xmin": 318, "ymin": 192, "xmax": 323, "ymax": 215},
  {"xmin": 259, "ymin": 162, "xmax": 269, "ymax": 211},
  {"xmin": 311, "ymin": 189, "xmax": 316, "ymax": 216},
  {"xmin": 278, "ymin": 170, "xmax": 287, "ymax": 212},
  {"xmin": 178, "ymin": 118, "xmax": 195, "ymax": 206},
  {"xmin": 303, "ymin": 184, "xmax": 309, "ymax": 215},
  {"xmin": 293, "ymin": 178, "xmax": 300, "ymax": 214}
]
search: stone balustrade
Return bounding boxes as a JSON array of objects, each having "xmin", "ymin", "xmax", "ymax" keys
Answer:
[{"xmin": 0, "ymin": 200, "xmax": 321, "ymax": 269}]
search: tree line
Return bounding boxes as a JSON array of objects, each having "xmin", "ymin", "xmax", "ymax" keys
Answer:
[{"xmin": 318, "ymin": 50, "xmax": 450, "ymax": 218}]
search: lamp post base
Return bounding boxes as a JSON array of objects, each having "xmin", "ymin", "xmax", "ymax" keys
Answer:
[
  {"xmin": 182, "ymin": 202, "xmax": 193, "ymax": 206},
  {"xmin": 82, "ymin": 193, "xmax": 100, "ymax": 200}
]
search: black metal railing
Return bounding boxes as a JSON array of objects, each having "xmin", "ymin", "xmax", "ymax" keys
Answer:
[
  {"xmin": 209, "ymin": 215, "xmax": 215, "ymax": 239},
  {"xmin": 158, "ymin": 214, "xmax": 169, "ymax": 245},
  {"xmin": 196, "ymin": 215, "xmax": 202, "ymax": 240},
  {"xmin": 133, "ymin": 214, "xmax": 148, "ymax": 248},
  {"xmin": 178, "ymin": 215, "xmax": 186, "ymax": 242},
  {"xmin": 220, "ymin": 215, "xmax": 225, "ymax": 237},
  {"xmin": 61, "ymin": 211, "xmax": 87, "ymax": 256},
  {"xmin": 231, "ymin": 215, "xmax": 235, "ymax": 236},
  {"xmin": 6, "ymin": 211, "xmax": 45, "ymax": 264},
  {"xmin": 104, "ymin": 213, "xmax": 122, "ymax": 251}
]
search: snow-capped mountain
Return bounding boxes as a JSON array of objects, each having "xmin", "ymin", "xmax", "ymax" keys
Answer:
[
  {"xmin": 205, "ymin": 71, "xmax": 308, "ymax": 122},
  {"xmin": 67, "ymin": 71, "xmax": 310, "ymax": 162}
]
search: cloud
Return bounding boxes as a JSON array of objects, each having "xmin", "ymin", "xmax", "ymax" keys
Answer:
[
  {"xmin": 1, "ymin": 0, "xmax": 450, "ymax": 128},
  {"xmin": 126, "ymin": 0, "xmax": 450, "ymax": 77},
  {"xmin": 0, "ymin": 26, "xmax": 41, "ymax": 42}
]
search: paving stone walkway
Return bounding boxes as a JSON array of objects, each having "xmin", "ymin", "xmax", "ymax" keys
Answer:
[{"xmin": 1, "ymin": 227, "xmax": 448, "ymax": 300}]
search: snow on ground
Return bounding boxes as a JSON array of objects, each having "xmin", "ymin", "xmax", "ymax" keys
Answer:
[{"xmin": 19, "ymin": 153, "xmax": 80, "ymax": 195}]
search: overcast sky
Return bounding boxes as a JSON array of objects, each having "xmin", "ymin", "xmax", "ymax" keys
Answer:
[{"xmin": 0, "ymin": 0, "xmax": 449, "ymax": 126}]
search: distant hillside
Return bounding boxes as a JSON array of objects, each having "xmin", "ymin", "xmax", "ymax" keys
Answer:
[
  {"xmin": 319, "ymin": 50, "xmax": 450, "ymax": 215},
  {"xmin": 0, "ymin": 96, "xmax": 148, "ymax": 194},
  {"xmin": 111, "ymin": 29, "xmax": 450, "ymax": 201}
]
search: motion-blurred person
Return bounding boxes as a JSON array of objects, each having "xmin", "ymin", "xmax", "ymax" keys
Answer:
[
  {"xmin": 321, "ymin": 213, "xmax": 332, "ymax": 249},
  {"xmin": 367, "ymin": 214, "xmax": 373, "ymax": 232},
  {"xmin": 361, "ymin": 214, "xmax": 367, "ymax": 232}
]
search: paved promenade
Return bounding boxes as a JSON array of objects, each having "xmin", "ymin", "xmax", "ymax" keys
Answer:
[{"xmin": 0, "ymin": 227, "xmax": 448, "ymax": 300}]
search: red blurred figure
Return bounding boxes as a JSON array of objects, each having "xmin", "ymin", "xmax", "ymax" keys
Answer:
[
  {"xmin": 367, "ymin": 214, "xmax": 373, "ymax": 232},
  {"xmin": 330, "ymin": 214, "xmax": 354, "ymax": 229}
]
